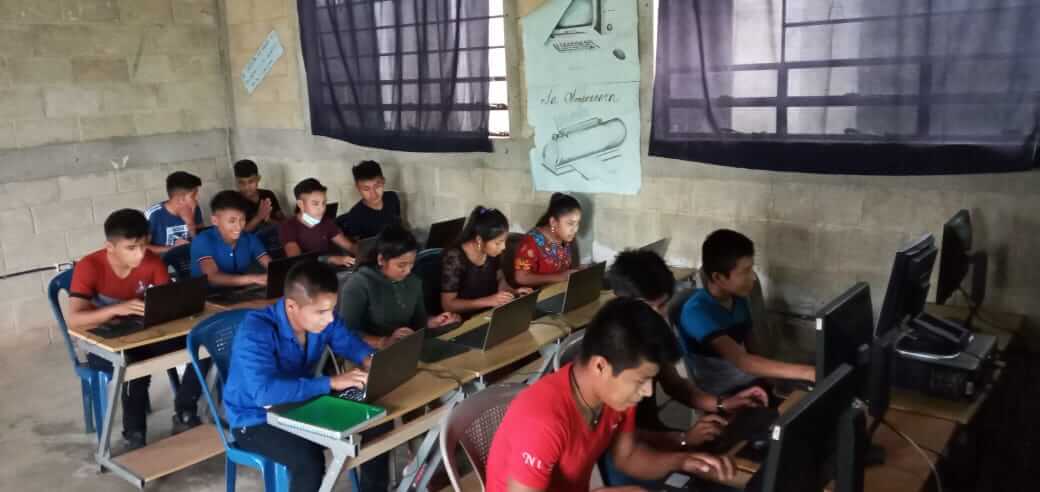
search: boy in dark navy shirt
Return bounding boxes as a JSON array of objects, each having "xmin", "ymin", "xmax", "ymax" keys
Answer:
[{"xmin": 336, "ymin": 160, "xmax": 403, "ymax": 240}]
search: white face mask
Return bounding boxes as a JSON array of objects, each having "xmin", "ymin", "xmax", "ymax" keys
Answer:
[{"xmin": 300, "ymin": 212, "xmax": 322, "ymax": 227}]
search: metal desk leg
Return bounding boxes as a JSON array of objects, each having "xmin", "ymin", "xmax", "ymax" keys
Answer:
[
  {"xmin": 96, "ymin": 363, "xmax": 124, "ymax": 461},
  {"xmin": 526, "ymin": 342, "xmax": 560, "ymax": 384},
  {"xmin": 318, "ymin": 448, "xmax": 349, "ymax": 492},
  {"xmin": 397, "ymin": 389, "xmax": 468, "ymax": 492}
]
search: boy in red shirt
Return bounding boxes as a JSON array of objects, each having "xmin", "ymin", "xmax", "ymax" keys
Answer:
[
  {"xmin": 66, "ymin": 209, "xmax": 206, "ymax": 449},
  {"xmin": 486, "ymin": 297, "xmax": 735, "ymax": 492}
]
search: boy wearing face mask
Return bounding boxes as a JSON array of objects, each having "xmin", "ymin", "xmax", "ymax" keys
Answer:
[
  {"xmin": 191, "ymin": 191, "xmax": 271, "ymax": 288},
  {"xmin": 145, "ymin": 171, "xmax": 203, "ymax": 254},
  {"xmin": 279, "ymin": 178, "xmax": 357, "ymax": 267}
]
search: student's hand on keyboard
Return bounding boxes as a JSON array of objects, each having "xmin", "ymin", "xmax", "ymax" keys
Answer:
[
  {"xmin": 681, "ymin": 452, "xmax": 735, "ymax": 481},
  {"xmin": 111, "ymin": 299, "xmax": 146, "ymax": 317},
  {"xmin": 331, "ymin": 368, "xmax": 368, "ymax": 391},
  {"xmin": 428, "ymin": 312, "xmax": 461, "ymax": 328},
  {"xmin": 686, "ymin": 414, "xmax": 728, "ymax": 446},
  {"xmin": 485, "ymin": 291, "xmax": 515, "ymax": 308},
  {"xmin": 387, "ymin": 327, "xmax": 415, "ymax": 346},
  {"xmin": 515, "ymin": 287, "xmax": 534, "ymax": 296},
  {"xmin": 722, "ymin": 386, "xmax": 770, "ymax": 412}
]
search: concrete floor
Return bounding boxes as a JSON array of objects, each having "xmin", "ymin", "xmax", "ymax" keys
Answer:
[{"xmin": 0, "ymin": 342, "xmax": 359, "ymax": 491}]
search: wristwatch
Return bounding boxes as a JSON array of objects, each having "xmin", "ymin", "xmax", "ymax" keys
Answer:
[
  {"xmin": 716, "ymin": 395, "xmax": 727, "ymax": 413},
  {"xmin": 677, "ymin": 431, "xmax": 688, "ymax": 450}
]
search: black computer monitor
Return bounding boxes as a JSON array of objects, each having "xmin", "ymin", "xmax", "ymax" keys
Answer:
[
  {"xmin": 754, "ymin": 364, "xmax": 865, "ymax": 492},
  {"xmin": 875, "ymin": 234, "xmax": 938, "ymax": 338},
  {"xmin": 936, "ymin": 210, "xmax": 988, "ymax": 324},
  {"xmin": 816, "ymin": 282, "xmax": 874, "ymax": 394}
]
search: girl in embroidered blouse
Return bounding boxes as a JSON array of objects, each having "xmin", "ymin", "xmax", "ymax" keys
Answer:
[
  {"xmin": 440, "ymin": 206, "xmax": 534, "ymax": 316},
  {"xmin": 514, "ymin": 193, "xmax": 583, "ymax": 287}
]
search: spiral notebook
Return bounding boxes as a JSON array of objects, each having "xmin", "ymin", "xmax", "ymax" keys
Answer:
[{"xmin": 267, "ymin": 396, "xmax": 386, "ymax": 440}]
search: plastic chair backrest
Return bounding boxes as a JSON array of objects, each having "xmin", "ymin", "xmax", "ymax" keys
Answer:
[
  {"xmin": 552, "ymin": 330, "xmax": 585, "ymax": 371},
  {"xmin": 440, "ymin": 383, "xmax": 526, "ymax": 491},
  {"xmin": 47, "ymin": 269, "xmax": 81, "ymax": 369},
  {"xmin": 414, "ymin": 248, "xmax": 444, "ymax": 314},
  {"xmin": 187, "ymin": 309, "xmax": 251, "ymax": 448},
  {"xmin": 162, "ymin": 244, "xmax": 193, "ymax": 282}
]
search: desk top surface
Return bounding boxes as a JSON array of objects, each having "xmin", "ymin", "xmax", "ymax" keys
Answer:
[{"xmin": 68, "ymin": 303, "xmax": 225, "ymax": 353}]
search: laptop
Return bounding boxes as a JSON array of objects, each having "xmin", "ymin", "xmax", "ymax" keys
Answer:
[
  {"xmin": 536, "ymin": 262, "xmax": 607, "ymax": 316},
  {"xmin": 207, "ymin": 253, "xmax": 320, "ymax": 305},
  {"xmin": 336, "ymin": 328, "xmax": 425, "ymax": 402},
  {"xmin": 323, "ymin": 202, "xmax": 339, "ymax": 221},
  {"xmin": 421, "ymin": 292, "xmax": 540, "ymax": 363},
  {"xmin": 425, "ymin": 217, "xmax": 466, "ymax": 250},
  {"xmin": 639, "ymin": 237, "xmax": 671, "ymax": 258},
  {"xmin": 90, "ymin": 277, "xmax": 208, "ymax": 339}
]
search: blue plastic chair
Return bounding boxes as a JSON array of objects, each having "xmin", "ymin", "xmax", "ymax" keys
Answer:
[
  {"xmin": 188, "ymin": 310, "xmax": 363, "ymax": 492},
  {"xmin": 187, "ymin": 310, "xmax": 291, "ymax": 492},
  {"xmin": 47, "ymin": 269, "xmax": 110, "ymax": 440}
]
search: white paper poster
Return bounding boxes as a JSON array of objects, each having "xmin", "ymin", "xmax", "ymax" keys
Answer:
[
  {"xmin": 241, "ymin": 31, "xmax": 284, "ymax": 95},
  {"xmin": 523, "ymin": 0, "xmax": 642, "ymax": 194}
]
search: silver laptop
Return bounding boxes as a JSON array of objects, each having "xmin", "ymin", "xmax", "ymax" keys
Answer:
[
  {"xmin": 535, "ymin": 262, "xmax": 607, "ymax": 316},
  {"xmin": 337, "ymin": 328, "xmax": 425, "ymax": 402},
  {"xmin": 421, "ymin": 292, "xmax": 540, "ymax": 363}
]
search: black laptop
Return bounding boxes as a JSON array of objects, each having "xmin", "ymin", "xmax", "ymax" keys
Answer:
[
  {"xmin": 536, "ymin": 262, "xmax": 606, "ymax": 316},
  {"xmin": 207, "ymin": 252, "xmax": 320, "ymax": 305},
  {"xmin": 90, "ymin": 277, "xmax": 208, "ymax": 339},
  {"xmin": 323, "ymin": 202, "xmax": 339, "ymax": 221},
  {"xmin": 425, "ymin": 217, "xmax": 466, "ymax": 250},
  {"xmin": 421, "ymin": 292, "xmax": 540, "ymax": 363},
  {"xmin": 336, "ymin": 328, "xmax": 425, "ymax": 402}
]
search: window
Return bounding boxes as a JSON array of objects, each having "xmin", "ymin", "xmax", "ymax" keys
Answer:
[
  {"xmin": 650, "ymin": 0, "xmax": 1040, "ymax": 174},
  {"xmin": 299, "ymin": 0, "xmax": 505, "ymax": 152}
]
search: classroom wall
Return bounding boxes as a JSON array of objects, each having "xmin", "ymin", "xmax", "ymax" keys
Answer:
[
  {"xmin": 225, "ymin": 0, "xmax": 1040, "ymax": 341},
  {"xmin": 0, "ymin": 0, "xmax": 233, "ymax": 348}
]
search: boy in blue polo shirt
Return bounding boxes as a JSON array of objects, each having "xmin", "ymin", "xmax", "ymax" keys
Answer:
[
  {"xmin": 191, "ymin": 190, "xmax": 271, "ymax": 287},
  {"xmin": 145, "ymin": 171, "xmax": 203, "ymax": 254},
  {"xmin": 679, "ymin": 229, "xmax": 815, "ymax": 396},
  {"xmin": 224, "ymin": 261, "xmax": 373, "ymax": 492}
]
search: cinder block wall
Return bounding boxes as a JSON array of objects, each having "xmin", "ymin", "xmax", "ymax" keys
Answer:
[{"xmin": 0, "ymin": 0, "xmax": 232, "ymax": 348}]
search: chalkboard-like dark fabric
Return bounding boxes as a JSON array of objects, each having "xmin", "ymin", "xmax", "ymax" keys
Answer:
[
  {"xmin": 299, "ymin": 0, "xmax": 493, "ymax": 153},
  {"xmin": 651, "ymin": 0, "xmax": 1040, "ymax": 175}
]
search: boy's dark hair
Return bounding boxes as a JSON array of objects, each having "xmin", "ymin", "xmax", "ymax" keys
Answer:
[
  {"xmin": 352, "ymin": 160, "xmax": 384, "ymax": 182},
  {"xmin": 452, "ymin": 205, "xmax": 509, "ymax": 249},
  {"xmin": 104, "ymin": 209, "xmax": 150, "ymax": 241},
  {"xmin": 608, "ymin": 249, "xmax": 675, "ymax": 303},
  {"xmin": 579, "ymin": 297, "xmax": 681, "ymax": 374},
  {"xmin": 166, "ymin": 171, "xmax": 202, "ymax": 197},
  {"xmin": 365, "ymin": 223, "xmax": 419, "ymax": 265},
  {"xmin": 233, "ymin": 159, "xmax": 259, "ymax": 179},
  {"xmin": 536, "ymin": 192, "xmax": 582, "ymax": 227},
  {"xmin": 701, "ymin": 229, "xmax": 755, "ymax": 280},
  {"xmin": 284, "ymin": 260, "xmax": 339, "ymax": 302},
  {"xmin": 293, "ymin": 178, "xmax": 328, "ymax": 200},
  {"xmin": 210, "ymin": 190, "xmax": 251, "ymax": 214}
]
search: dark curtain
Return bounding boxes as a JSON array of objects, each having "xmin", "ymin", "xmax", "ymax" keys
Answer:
[
  {"xmin": 299, "ymin": 0, "xmax": 493, "ymax": 153},
  {"xmin": 650, "ymin": 0, "xmax": 1040, "ymax": 175}
]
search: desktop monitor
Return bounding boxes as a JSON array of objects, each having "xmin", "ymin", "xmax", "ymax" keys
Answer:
[
  {"xmin": 936, "ymin": 210, "xmax": 987, "ymax": 315},
  {"xmin": 755, "ymin": 364, "xmax": 865, "ymax": 492},
  {"xmin": 875, "ymin": 234, "xmax": 938, "ymax": 338},
  {"xmin": 816, "ymin": 282, "xmax": 874, "ymax": 390}
]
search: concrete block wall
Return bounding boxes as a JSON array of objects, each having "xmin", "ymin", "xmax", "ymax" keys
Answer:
[{"xmin": 0, "ymin": 0, "xmax": 228, "ymax": 149}]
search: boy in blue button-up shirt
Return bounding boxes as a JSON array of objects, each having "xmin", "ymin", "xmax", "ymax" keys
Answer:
[
  {"xmin": 224, "ymin": 260, "xmax": 374, "ymax": 492},
  {"xmin": 191, "ymin": 190, "xmax": 271, "ymax": 287}
]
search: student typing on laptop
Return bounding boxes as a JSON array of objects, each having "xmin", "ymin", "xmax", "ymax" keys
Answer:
[
  {"xmin": 66, "ymin": 209, "xmax": 209, "ymax": 450},
  {"xmin": 223, "ymin": 261, "xmax": 373, "ymax": 492},
  {"xmin": 337, "ymin": 223, "xmax": 460, "ymax": 492},
  {"xmin": 485, "ymin": 297, "xmax": 735, "ymax": 492},
  {"xmin": 191, "ymin": 191, "xmax": 271, "ymax": 289},
  {"xmin": 279, "ymin": 178, "xmax": 357, "ymax": 267},
  {"xmin": 440, "ymin": 206, "xmax": 532, "ymax": 318},
  {"xmin": 513, "ymin": 193, "xmax": 583, "ymax": 287}
]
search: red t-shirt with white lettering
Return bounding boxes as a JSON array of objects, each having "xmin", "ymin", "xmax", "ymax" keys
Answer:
[
  {"xmin": 70, "ymin": 249, "xmax": 170, "ymax": 307},
  {"xmin": 485, "ymin": 363, "xmax": 636, "ymax": 492}
]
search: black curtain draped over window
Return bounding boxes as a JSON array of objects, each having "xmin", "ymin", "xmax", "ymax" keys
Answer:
[
  {"xmin": 650, "ymin": 0, "xmax": 1040, "ymax": 175},
  {"xmin": 299, "ymin": 0, "xmax": 493, "ymax": 153}
]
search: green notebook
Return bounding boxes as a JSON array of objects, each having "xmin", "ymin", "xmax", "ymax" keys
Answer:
[{"xmin": 267, "ymin": 396, "xmax": 386, "ymax": 440}]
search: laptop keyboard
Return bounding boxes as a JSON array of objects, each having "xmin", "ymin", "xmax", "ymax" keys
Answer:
[
  {"xmin": 208, "ymin": 285, "xmax": 265, "ymax": 304},
  {"xmin": 90, "ymin": 316, "xmax": 147, "ymax": 339},
  {"xmin": 335, "ymin": 388, "xmax": 365, "ymax": 402},
  {"xmin": 449, "ymin": 325, "xmax": 489, "ymax": 348},
  {"xmin": 536, "ymin": 295, "xmax": 565, "ymax": 315}
]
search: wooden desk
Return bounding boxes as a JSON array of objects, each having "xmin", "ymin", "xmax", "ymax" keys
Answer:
[
  {"xmin": 431, "ymin": 319, "xmax": 571, "ymax": 379},
  {"xmin": 207, "ymin": 298, "xmax": 278, "ymax": 311},
  {"xmin": 68, "ymin": 306, "xmax": 226, "ymax": 488},
  {"xmin": 862, "ymin": 409, "xmax": 956, "ymax": 492},
  {"xmin": 889, "ymin": 304, "xmax": 1021, "ymax": 424}
]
